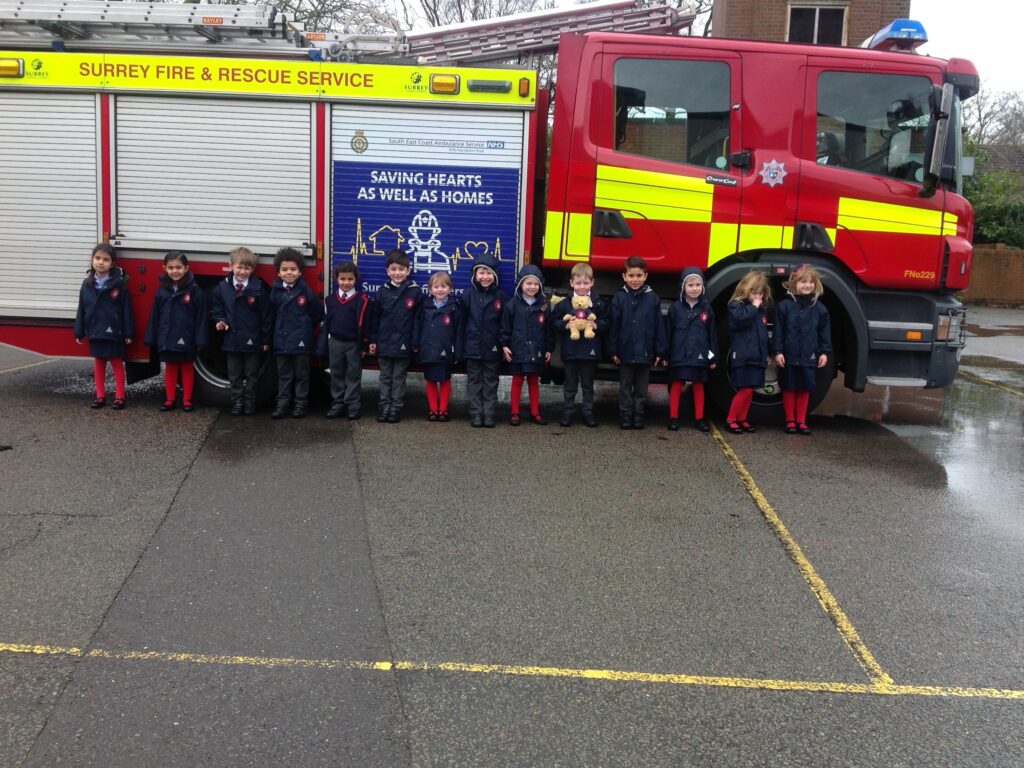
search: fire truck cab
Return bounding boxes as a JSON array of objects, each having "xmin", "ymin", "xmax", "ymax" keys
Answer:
[{"xmin": 541, "ymin": 26, "xmax": 977, "ymax": 412}]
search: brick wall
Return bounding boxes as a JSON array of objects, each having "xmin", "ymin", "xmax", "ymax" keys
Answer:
[
  {"xmin": 959, "ymin": 245, "xmax": 1024, "ymax": 306},
  {"xmin": 712, "ymin": 0, "xmax": 912, "ymax": 45}
]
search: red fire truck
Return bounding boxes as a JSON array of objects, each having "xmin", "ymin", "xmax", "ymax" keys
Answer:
[{"xmin": 0, "ymin": 2, "xmax": 977, "ymax": 412}]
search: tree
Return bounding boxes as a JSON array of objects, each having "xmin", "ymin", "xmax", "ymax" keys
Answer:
[{"xmin": 961, "ymin": 87, "xmax": 1024, "ymax": 247}]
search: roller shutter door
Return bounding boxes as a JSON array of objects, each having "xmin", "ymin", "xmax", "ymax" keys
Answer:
[
  {"xmin": 114, "ymin": 96, "xmax": 312, "ymax": 254},
  {"xmin": 331, "ymin": 105, "xmax": 527, "ymax": 294},
  {"xmin": 0, "ymin": 92, "xmax": 99, "ymax": 318}
]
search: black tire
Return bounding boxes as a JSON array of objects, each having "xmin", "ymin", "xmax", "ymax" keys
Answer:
[
  {"xmin": 193, "ymin": 339, "xmax": 277, "ymax": 406},
  {"xmin": 708, "ymin": 355, "xmax": 834, "ymax": 421}
]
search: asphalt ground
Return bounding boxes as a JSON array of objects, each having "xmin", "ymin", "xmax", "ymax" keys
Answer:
[{"xmin": 1, "ymin": 337, "xmax": 1022, "ymax": 767}]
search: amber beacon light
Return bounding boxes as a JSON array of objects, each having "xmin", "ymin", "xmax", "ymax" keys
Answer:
[
  {"xmin": 0, "ymin": 58, "xmax": 24, "ymax": 77},
  {"xmin": 429, "ymin": 73, "xmax": 460, "ymax": 94}
]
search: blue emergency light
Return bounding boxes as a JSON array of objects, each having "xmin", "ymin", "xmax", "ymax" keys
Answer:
[{"xmin": 862, "ymin": 19, "xmax": 928, "ymax": 52}]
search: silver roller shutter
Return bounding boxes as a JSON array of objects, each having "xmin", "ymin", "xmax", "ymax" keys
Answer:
[
  {"xmin": 114, "ymin": 96, "xmax": 313, "ymax": 255},
  {"xmin": 0, "ymin": 92, "xmax": 99, "ymax": 319}
]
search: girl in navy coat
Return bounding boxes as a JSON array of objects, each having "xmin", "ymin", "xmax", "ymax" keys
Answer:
[
  {"xmin": 499, "ymin": 264, "xmax": 553, "ymax": 425},
  {"xmin": 144, "ymin": 252, "xmax": 208, "ymax": 412},
  {"xmin": 772, "ymin": 264, "xmax": 832, "ymax": 435},
  {"xmin": 416, "ymin": 271, "xmax": 462, "ymax": 421},
  {"xmin": 725, "ymin": 270, "xmax": 771, "ymax": 434},
  {"xmin": 459, "ymin": 254, "xmax": 508, "ymax": 428},
  {"xmin": 74, "ymin": 243, "xmax": 134, "ymax": 409},
  {"xmin": 658, "ymin": 267, "xmax": 718, "ymax": 432}
]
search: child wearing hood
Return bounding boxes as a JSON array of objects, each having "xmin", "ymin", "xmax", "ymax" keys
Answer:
[
  {"xmin": 725, "ymin": 270, "xmax": 772, "ymax": 434},
  {"xmin": 772, "ymin": 264, "xmax": 831, "ymax": 435},
  {"xmin": 145, "ymin": 251, "xmax": 208, "ymax": 412},
  {"xmin": 609, "ymin": 256, "xmax": 662, "ymax": 430},
  {"xmin": 499, "ymin": 264, "xmax": 553, "ymax": 425},
  {"xmin": 658, "ymin": 267, "xmax": 717, "ymax": 431},
  {"xmin": 74, "ymin": 243, "xmax": 134, "ymax": 410},
  {"xmin": 268, "ymin": 247, "xmax": 322, "ymax": 419},
  {"xmin": 459, "ymin": 254, "xmax": 509, "ymax": 428}
]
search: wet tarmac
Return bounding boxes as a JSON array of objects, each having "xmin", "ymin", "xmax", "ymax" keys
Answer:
[{"xmin": 1, "ymin": 307, "xmax": 1022, "ymax": 766}]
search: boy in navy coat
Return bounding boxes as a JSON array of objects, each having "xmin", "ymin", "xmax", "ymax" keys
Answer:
[
  {"xmin": 608, "ymin": 256, "xmax": 661, "ymax": 429},
  {"xmin": 212, "ymin": 247, "xmax": 271, "ymax": 416},
  {"xmin": 269, "ymin": 247, "xmax": 322, "ymax": 419},
  {"xmin": 459, "ymin": 253, "xmax": 508, "ymax": 428},
  {"xmin": 370, "ymin": 249, "xmax": 422, "ymax": 423},
  {"xmin": 552, "ymin": 263, "xmax": 609, "ymax": 427}
]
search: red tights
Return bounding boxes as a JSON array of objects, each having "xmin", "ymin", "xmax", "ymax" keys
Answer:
[
  {"xmin": 668, "ymin": 381, "xmax": 704, "ymax": 419},
  {"xmin": 425, "ymin": 379, "xmax": 452, "ymax": 414},
  {"xmin": 782, "ymin": 390, "xmax": 811, "ymax": 424},
  {"xmin": 510, "ymin": 374, "xmax": 540, "ymax": 416},
  {"xmin": 727, "ymin": 387, "xmax": 754, "ymax": 423},
  {"xmin": 164, "ymin": 361, "xmax": 195, "ymax": 405},
  {"xmin": 93, "ymin": 357, "xmax": 125, "ymax": 399}
]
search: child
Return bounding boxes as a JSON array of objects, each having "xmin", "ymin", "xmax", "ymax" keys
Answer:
[
  {"xmin": 725, "ymin": 270, "xmax": 772, "ymax": 434},
  {"xmin": 553, "ymin": 263, "xmax": 609, "ymax": 427},
  {"xmin": 211, "ymin": 247, "xmax": 271, "ymax": 416},
  {"xmin": 499, "ymin": 264, "xmax": 553, "ymax": 425},
  {"xmin": 74, "ymin": 243, "xmax": 134, "ymax": 410},
  {"xmin": 658, "ymin": 267, "xmax": 718, "ymax": 432},
  {"xmin": 321, "ymin": 261, "xmax": 371, "ymax": 421},
  {"xmin": 608, "ymin": 256, "xmax": 661, "ymax": 430},
  {"xmin": 269, "ymin": 247, "xmax": 322, "ymax": 419},
  {"xmin": 144, "ymin": 251, "xmax": 207, "ymax": 412},
  {"xmin": 370, "ymin": 249, "xmax": 421, "ymax": 424},
  {"xmin": 772, "ymin": 264, "xmax": 831, "ymax": 435},
  {"xmin": 459, "ymin": 253, "xmax": 508, "ymax": 428},
  {"xmin": 415, "ymin": 271, "xmax": 462, "ymax": 421}
]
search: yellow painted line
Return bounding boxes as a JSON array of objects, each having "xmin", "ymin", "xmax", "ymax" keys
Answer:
[
  {"xmin": 2, "ymin": 641, "xmax": 1023, "ymax": 701},
  {"xmin": 709, "ymin": 425, "xmax": 894, "ymax": 688},
  {"xmin": 0, "ymin": 359, "xmax": 54, "ymax": 375},
  {"xmin": 958, "ymin": 370, "xmax": 1024, "ymax": 398}
]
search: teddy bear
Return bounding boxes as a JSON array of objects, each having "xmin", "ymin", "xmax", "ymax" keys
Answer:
[{"xmin": 562, "ymin": 294, "xmax": 597, "ymax": 340}]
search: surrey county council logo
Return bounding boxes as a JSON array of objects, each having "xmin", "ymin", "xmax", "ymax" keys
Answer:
[
  {"xmin": 759, "ymin": 159, "xmax": 787, "ymax": 188},
  {"xmin": 404, "ymin": 71, "xmax": 427, "ymax": 93},
  {"xmin": 31, "ymin": 59, "xmax": 43, "ymax": 72},
  {"xmin": 350, "ymin": 130, "xmax": 368, "ymax": 154}
]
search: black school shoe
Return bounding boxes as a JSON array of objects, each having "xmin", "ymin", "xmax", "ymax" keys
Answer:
[
  {"xmin": 632, "ymin": 415, "xmax": 645, "ymax": 430},
  {"xmin": 667, "ymin": 419, "xmax": 679, "ymax": 431},
  {"xmin": 619, "ymin": 414, "xmax": 632, "ymax": 430},
  {"xmin": 386, "ymin": 410, "xmax": 401, "ymax": 424},
  {"xmin": 91, "ymin": 397, "xmax": 105, "ymax": 409},
  {"xmin": 559, "ymin": 412, "xmax": 573, "ymax": 427},
  {"xmin": 347, "ymin": 410, "xmax": 361, "ymax": 421},
  {"xmin": 471, "ymin": 415, "xmax": 484, "ymax": 428},
  {"xmin": 694, "ymin": 419, "xmax": 710, "ymax": 432},
  {"xmin": 325, "ymin": 405, "xmax": 345, "ymax": 419},
  {"xmin": 272, "ymin": 405, "xmax": 290, "ymax": 419},
  {"xmin": 230, "ymin": 401, "xmax": 244, "ymax": 416},
  {"xmin": 583, "ymin": 414, "xmax": 598, "ymax": 428}
]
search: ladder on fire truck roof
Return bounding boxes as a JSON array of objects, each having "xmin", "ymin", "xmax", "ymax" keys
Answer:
[{"xmin": 0, "ymin": 0, "xmax": 693, "ymax": 63}]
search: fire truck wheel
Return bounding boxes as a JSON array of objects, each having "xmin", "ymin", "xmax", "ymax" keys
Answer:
[{"xmin": 193, "ymin": 348, "xmax": 277, "ymax": 406}]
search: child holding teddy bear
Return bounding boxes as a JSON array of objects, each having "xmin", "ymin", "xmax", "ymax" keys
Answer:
[{"xmin": 553, "ymin": 262, "xmax": 609, "ymax": 428}]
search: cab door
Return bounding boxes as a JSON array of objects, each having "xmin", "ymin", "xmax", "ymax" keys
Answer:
[
  {"xmin": 797, "ymin": 61, "xmax": 949, "ymax": 289},
  {"xmin": 589, "ymin": 45, "xmax": 743, "ymax": 274}
]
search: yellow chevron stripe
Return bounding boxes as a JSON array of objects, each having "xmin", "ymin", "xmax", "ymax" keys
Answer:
[
  {"xmin": 596, "ymin": 164, "xmax": 714, "ymax": 222},
  {"xmin": 838, "ymin": 197, "xmax": 945, "ymax": 236}
]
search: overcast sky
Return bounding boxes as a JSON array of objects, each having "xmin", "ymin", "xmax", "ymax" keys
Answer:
[{"xmin": 913, "ymin": 0, "xmax": 1019, "ymax": 95}]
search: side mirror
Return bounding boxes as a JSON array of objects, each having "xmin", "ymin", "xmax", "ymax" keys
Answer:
[{"xmin": 920, "ymin": 83, "xmax": 954, "ymax": 198}]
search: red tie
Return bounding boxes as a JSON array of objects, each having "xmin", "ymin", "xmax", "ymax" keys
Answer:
[{"xmin": 235, "ymin": 283, "xmax": 243, "ymax": 294}]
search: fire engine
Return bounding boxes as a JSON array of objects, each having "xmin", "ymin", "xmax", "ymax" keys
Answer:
[{"xmin": 0, "ymin": 1, "xmax": 977, "ymax": 413}]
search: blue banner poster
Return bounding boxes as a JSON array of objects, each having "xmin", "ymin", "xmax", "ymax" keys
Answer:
[{"xmin": 332, "ymin": 160, "xmax": 521, "ymax": 296}]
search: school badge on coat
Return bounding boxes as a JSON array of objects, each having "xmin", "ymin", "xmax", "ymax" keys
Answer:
[
  {"xmin": 404, "ymin": 297, "xmax": 415, "ymax": 310},
  {"xmin": 183, "ymin": 294, "xmax": 191, "ymax": 304},
  {"xmin": 110, "ymin": 289, "xmax": 119, "ymax": 299}
]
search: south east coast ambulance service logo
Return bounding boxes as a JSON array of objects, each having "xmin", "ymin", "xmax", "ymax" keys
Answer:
[{"xmin": 350, "ymin": 130, "xmax": 368, "ymax": 154}]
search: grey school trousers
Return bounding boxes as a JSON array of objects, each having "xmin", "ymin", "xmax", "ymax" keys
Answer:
[
  {"xmin": 328, "ymin": 337, "xmax": 362, "ymax": 411},
  {"xmin": 378, "ymin": 356, "xmax": 410, "ymax": 414},
  {"xmin": 466, "ymin": 359, "xmax": 500, "ymax": 420}
]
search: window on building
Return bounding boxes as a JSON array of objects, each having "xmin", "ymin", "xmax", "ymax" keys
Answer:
[
  {"xmin": 816, "ymin": 71, "xmax": 933, "ymax": 184},
  {"xmin": 789, "ymin": 6, "xmax": 846, "ymax": 45},
  {"xmin": 612, "ymin": 58, "xmax": 731, "ymax": 169}
]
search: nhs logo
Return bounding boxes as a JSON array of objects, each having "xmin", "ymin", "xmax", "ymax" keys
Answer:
[{"xmin": 486, "ymin": 140, "xmax": 505, "ymax": 149}]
